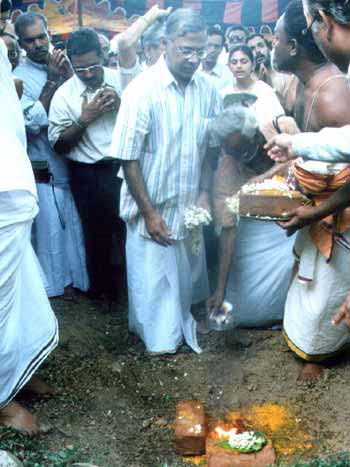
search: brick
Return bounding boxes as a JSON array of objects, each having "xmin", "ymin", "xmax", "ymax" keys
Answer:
[
  {"xmin": 207, "ymin": 437, "xmax": 276, "ymax": 467},
  {"xmin": 174, "ymin": 400, "xmax": 207, "ymax": 456}
]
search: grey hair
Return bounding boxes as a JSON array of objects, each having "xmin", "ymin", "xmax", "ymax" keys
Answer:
[
  {"xmin": 165, "ymin": 8, "xmax": 207, "ymax": 40},
  {"xmin": 307, "ymin": 0, "xmax": 350, "ymax": 24},
  {"xmin": 209, "ymin": 106, "xmax": 258, "ymax": 143},
  {"xmin": 15, "ymin": 11, "xmax": 48, "ymax": 39},
  {"xmin": 142, "ymin": 20, "xmax": 166, "ymax": 48}
]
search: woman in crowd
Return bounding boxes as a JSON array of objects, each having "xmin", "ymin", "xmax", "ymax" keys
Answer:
[
  {"xmin": 222, "ymin": 44, "xmax": 285, "ymax": 126},
  {"xmin": 207, "ymin": 106, "xmax": 296, "ymax": 327}
]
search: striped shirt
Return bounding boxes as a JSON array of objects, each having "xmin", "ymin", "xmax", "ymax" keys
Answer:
[{"xmin": 111, "ymin": 56, "xmax": 222, "ymax": 240}]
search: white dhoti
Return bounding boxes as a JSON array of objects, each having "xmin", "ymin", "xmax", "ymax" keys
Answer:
[
  {"xmin": 0, "ymin": 191, "xmax": 58, "ymax": 408},
  {"xmin": 32, "ymin": 184, "xmax": 88, "ymax": 297},
  {"xmin": 226, "ymin": 219, "xmax": 295, "ymax": 327},
  {"xmin": 284, "ymin": 228, "xmax": 350, "ymax": 360},
  {"xmin": 126, "ymin": 223, "xmax": 201, "ymax": 354}
]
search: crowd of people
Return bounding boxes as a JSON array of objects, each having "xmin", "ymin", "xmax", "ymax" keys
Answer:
[{"xmin": 1, "ymin": 0, "xmax": 350, "ymax": 436}]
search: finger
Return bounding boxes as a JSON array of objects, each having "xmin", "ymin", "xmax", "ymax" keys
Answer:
[
  {"xmin": 264, "ymin": 138, "xmax": 276, "ymax": 151},
  {"xmin": 332, "ymin": 308, "xmax": 347, "ymax": 326},
  {"xmin": 152, "ymin": 233, "xmax": 168, "ymax": 247},
  {"xmin": 281, "ymin": 210, "xmax": 296, "ymax": 219},
  {"xmin": 82, "ymin": 95, "xmax": 88, "ymax": 107}
]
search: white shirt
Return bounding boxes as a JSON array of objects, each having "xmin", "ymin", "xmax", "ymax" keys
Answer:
[
  {"xmin": 221, "ymin": 80, "xmax": 285, "ymax": 126},
  {"xmin": 111, "ymin": 56, "xmax": 222, "ymax": 239},
  {"xmin": 48, "ymin": 65, "xmax": 138, "ymax": 163},
  {"xmin": 0, "ymin": 39, "xmax": 37, "ymax": 197},
  {"xmin": 199, "ymin": 61, "xmax": 233, "ymax": 91}
]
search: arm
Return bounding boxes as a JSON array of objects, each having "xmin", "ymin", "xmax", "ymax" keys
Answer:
[
  {"xmin": 52, "ymin": 91, "xmax": 115, "ymax": 154},
  {"xmin": 116, "ymin": 5, "xmax": 171, "ymax": 69},
  {"xmin": 249, "ymin": 161, "xmax": 289, "ymax": 183},
  {"xmin": 40, "ymin": 50, "xmax": 71, "ymax": 112},
  {"xmin": 206, "ymin": 226, "xmax": 236, "ymax": 311},
  {"xmin": 122, "ymin": 160, "xmax": 172, "ymax": 246},
  {"xmin": 278, "ymin": 182, "xmax": 350, "ymax": 236}
]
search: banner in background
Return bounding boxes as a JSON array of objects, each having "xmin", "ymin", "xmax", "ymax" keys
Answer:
[{"xmin": 11, "ymin": 0, "xmax": 289, "ymax": 36}]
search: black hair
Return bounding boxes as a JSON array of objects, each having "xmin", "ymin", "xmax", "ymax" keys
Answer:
[
  {"xmin": 229, "ymin": 44, "xmax": 254, "ymax": 63},
  {"xmin": 207, "ymin": 24, "xmax": 224, "ymax": 44},
  {"xmin": 246, "ymin": 33, "xmax": 267, "ymax": 45},
  {"xmin": 165, "ymin": 8, "xmax": 206, "ymax": 39},
  {"xmin": 66, "ymin": 27, "xmax": 102, "ymax": 61},
  {"xmin": 306, "ymin": 0, "xmax": 350, "ymax": 24},
  {"xmin": 1, "ymin": 0, "xmax": 12, "ymax": 14},
  {"xmin": 284, "ymin": 0, "xmax": 327, "ymax": 64},
  {"xmin": 15, "ymin": 12, "xmax": 47, "ymax": 39}
]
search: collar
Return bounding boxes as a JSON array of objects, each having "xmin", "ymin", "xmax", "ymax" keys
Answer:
[
  {"xmin": 26, "ymin": 57, "xmax": 48, "ymax": 72},
  {"xmin": 201, "ymin": 61, "xmax": 222, "ymax": 77},
  {"xmin": 156, "ymin": 55, "xmax": 198, "ymax": 89}
]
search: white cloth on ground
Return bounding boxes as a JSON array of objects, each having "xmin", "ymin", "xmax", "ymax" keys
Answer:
[
  {"xmin": 0, "ymin": 190, "xmax": 58, "ymax": 408},
  {"xmin": 32, "ymin": 184, "xmax": 89, "ymax": 297},
  {"xmin": 126, "ymin": 222, "xmax": 201, "ymax": 354},
  {"xmin": 284, "ymin": 228, "xmax": 350, "ymax": 358},
  {"xmin": 225, "ymin": 218, "xmax": 295, "ymax": 327}
]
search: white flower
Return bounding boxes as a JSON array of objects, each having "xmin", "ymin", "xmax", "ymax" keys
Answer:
[
  {"xmin": 183, "ymin": 206, "xmax": 212, "ymax": 255},
  {"xmin": 228, "ymin": 431, "xmax": 262, "ymax": 450},
  {"xmin": 226, "ymin": 195, "xmax": 240, "ymax": 215}
]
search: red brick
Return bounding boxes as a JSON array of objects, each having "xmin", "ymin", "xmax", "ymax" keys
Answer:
[{"xmin": 174, "ymin": 400, "xmax": 207, "ymax": 456}]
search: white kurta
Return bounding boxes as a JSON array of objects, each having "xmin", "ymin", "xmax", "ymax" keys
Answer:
[
  {"xmin": 0, "ymin": 191, "xmax": 58, "ymax": 408},
  {"xmin": 126, "ymin": 223, "xmax": 201, "ymax": 355}
]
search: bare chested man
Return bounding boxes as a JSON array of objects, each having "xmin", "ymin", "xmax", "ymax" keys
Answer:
[{"xmin": 272, "ymin": 0, "xmax": 350, "ymax": 381}]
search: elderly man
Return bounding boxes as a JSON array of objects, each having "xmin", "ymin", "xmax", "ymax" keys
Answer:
[
  {"xmin": 200, "ymin": 25, "xmax": 232, "ymax": 91},
  {"xmin": 0, "ymin": 21, "xmax": 57, "ymax": 434},
  {"xmin": 111, "ymin": 8, "xmax": 221, "ymax": 355},
  {"xmin": 246, "ymin": 33, "xmax": 297, "ymax": 113},
  {"xmin": 14, "ymin": 12, "xmax": 89, "ymax": 298}
]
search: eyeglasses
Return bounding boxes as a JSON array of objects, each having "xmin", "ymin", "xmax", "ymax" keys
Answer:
[
  {"xmin": 174, "ymin": 45, "xmax": 208, "ymax": 60},
  {"xmin": 301, "ymin": 15, "xmax": 318, "ymax": 36},
  {"xmin": 229, "ymin": 35, "xmax": 246, "ymax": 44},
  {"xmin": 73, "ymin": 64, "xmax": 103, "ymax": 74}
]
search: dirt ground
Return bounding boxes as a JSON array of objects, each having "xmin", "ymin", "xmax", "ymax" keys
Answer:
[{"xmin": 7, "ymin": 292, "xmax": 350, "ymax": 467}]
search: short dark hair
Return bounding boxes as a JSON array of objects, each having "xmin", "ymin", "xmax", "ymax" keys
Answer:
[
  {"xmin": 229, "ymin": 44, "xmax": 254, "ymax": 63},
  {"xmin": 207, "ymin": 24, "xmax": 224, "ymax": 44},
  {"xmin": 15, "ymin": 11, "xmax": 47, "ymax": 39},
  {"xmin": 306, "ymin": 0, "xmax": 350, "ymax": 25},
  {"xmin": 284, "ymin": 0, "xmax": 327, "ymax": 64},
  {"xmin": 246, "ymin": 33, "xmax": 267, "ymax": 45},
  {"xmin": 66, "ymin": 27, "xmax": 102, "ymax": 61},
  {"xmin": 165, "ymin": 8, "xmax": 207, "ymax": 40},
  {"xmin": 1, "ymin": 0, "xmax": 12, "ymax": 14}
]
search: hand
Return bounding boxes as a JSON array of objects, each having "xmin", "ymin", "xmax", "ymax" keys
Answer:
[
  {"xmin": 59, "ymin": 54, "xmax": 74, "ymax": 81},
  {"xmin": 79, "ymin": 91, "xmax": 113, "ymax": 126},
  {"xmin": 98, "ymin": 87, "xmax": 121, "ymax": 113},
  {"xmin": 206, "ymin": 289, "xmax": 225, "ymax": 313},
  {"xmin": 145, "ymin": 211, "xmax": 173, "ymax": 247},
  {"xmin": 47, "ymin": 49, "xmax": 68, "ymax": 83},
  {"xmin": 277, "ymin": 205, "xmax": 318, "ymax": 236},
  {"xmin": 144, "ymin": 5, "xmax": 172, "ymax": 24},
  {"xmin": 332, "ymin": 295, "xmax": 350, "ymax": 327},
  {"xmin": 264, "ymin": 134, "xmax": 296, "ymax": 162}
]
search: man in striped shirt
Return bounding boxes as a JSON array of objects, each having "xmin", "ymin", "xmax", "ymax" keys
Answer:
[{"xmin": 111, "ymin": 8, "xmax": 221, "ymax": 355}]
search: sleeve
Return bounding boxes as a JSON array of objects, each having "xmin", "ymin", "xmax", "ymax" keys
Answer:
[
  {"xmin": 110, "ymin": 80, "xmax": 150, "ymax": 161},
  {"xmin": 118, "ymin": 61, "xmax": 142, "ymax": 93},
  {"xmin": 13, "ymin": 72, "xmax": 48, "ymax": 135},
  {"xmin": 48, "ymin": 91, "xmax": 76, "ymax": 148},
  {"xmin": 292, "ymin": 126, "xmax": 350, "ymax": 162}
]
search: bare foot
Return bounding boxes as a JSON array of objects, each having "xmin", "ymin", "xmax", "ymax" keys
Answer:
[
  {"xmin": 0, "ymin": 401, "xmax": 40, "ymax": 435},
  {"xmin": 297, "ymin": 362, "xmax": 325, "ymax": 382},
  {"xmin": 23, "ymin": 376, "xmax": 55, "ymax": 397}
]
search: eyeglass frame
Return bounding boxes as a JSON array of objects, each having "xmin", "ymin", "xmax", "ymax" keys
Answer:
[
  {"xmin": 73, "ymin": 63, "xmax": 103, "ymax": 74},
  {"xmin": 301, "ymin": 14, "xmax": 319, "ymax": 36},
  {"xmin": 170, "ymin": 41, "xmax": 208, "ymax": 60}
]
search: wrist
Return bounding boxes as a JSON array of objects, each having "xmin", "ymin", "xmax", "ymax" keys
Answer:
[
  {"xmin": 77, "ymin": 116, "xmax": 89, "ymax": 129},
  {"xmin": 46, "ymin": 79, "xmax": 59, "ymax": 88}
]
